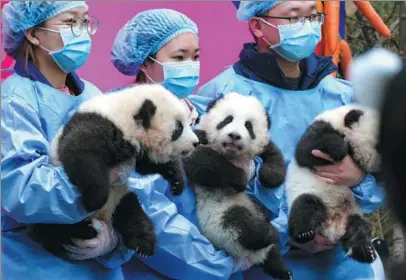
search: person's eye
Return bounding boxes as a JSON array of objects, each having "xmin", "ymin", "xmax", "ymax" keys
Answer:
[
  {"xmin": 194, "ymin": 54, "xmax": 200, "ymax": 60},
  {"xmin": 174, "ymin": 56, "xmax": 184, "ymax": 61}
]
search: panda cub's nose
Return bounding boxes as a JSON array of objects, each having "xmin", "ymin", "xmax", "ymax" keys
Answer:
[{"xmin": 228, "ymin": 132, "xmax": 241, "ymax": 141}]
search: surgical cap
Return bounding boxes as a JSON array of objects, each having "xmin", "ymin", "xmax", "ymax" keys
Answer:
[
  {"xmin": 236, "ymin": 1, "xmax": 282, "ymax": 21},
  {"xmin": 111, "ymin": 9, "xmax": 198, "ymax": 76},
  {"xmin": 2, "ymin": 1, "xmax": 88, "ymax": 58}
]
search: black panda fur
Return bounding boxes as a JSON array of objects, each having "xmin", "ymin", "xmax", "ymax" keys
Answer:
[
  {"xmin": 28, "ymin": 84, "xmax": 199, "ymax": 259},
  {"xmin": 285, "ymin": 104, "xmax": 381, "ymax": 264},
  {"xmin": 184, "ymin": 93, "xmax": 292, "ymax": 280}
]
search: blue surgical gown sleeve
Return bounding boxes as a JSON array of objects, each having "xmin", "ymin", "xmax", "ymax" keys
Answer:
[
  {"xmin": 127, "ymin": 175, "xmax": 234, "ymax": 280},
  {"xmin": 339, "ymin": 81, "xmax": 386, "ymax": 214},
  {"xmin": 1, "ymin": 95, "xmax": 92, "ymax": 224}
]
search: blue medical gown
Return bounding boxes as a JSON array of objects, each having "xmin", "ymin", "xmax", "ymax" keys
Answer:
[{"xmin": 1, "ymin": 72, "xmax": 130, "ymax": 280}]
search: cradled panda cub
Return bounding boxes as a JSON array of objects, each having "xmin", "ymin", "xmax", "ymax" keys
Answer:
[
  {"xmin": 285, "ymin": 104, "xmax": 381, "ymax": 263},
  {"xmin": 29, "ymin": 84, "xmax": 199, "ymax": 259},
  {"xmin": 184, "ymin": 93, "xmax": 292, "ymax": 279}
]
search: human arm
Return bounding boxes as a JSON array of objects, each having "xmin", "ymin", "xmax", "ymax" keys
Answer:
[{"xmin": 1, "ymin": 95, "xmax": 92, "ymax": 224}]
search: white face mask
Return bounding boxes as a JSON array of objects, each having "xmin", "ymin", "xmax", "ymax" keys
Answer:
[
  {"xmin": 145, "ymin": 57, "xmax": 200, "ymax": 99},
  {"xmin": 259, "ymin": 18, "xmax": 322, "ymax": 62},
  {"xmin": 37, "ymin": 26, "xmax": 92, "ymax": 73}
]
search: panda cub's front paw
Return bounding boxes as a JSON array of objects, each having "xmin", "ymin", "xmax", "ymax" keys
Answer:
[
  {"xmin": 345, "ymin": 243, "xmax": 377, "ymax": 263},
  {"xmin": 163, "ymin": 160, "xmax": 185, "ymax": 196},
  {"xmin": 259, "ymin": 164, "xmax": 285, "ymax": 189},
  {"xmin": 169, "ymin": 180, "xmax": 185, "ymax": 196}
]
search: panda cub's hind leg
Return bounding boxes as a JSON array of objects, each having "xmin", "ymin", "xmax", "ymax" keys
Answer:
[
  {"xmin": 113, "ymin": 191, "xmax": 157, "ymax": 257},
  {"xmin": 222, "ymin": 205, "xmax": 278, "ymax": 251},
  {"xmin": 288, "ymin": 193, "xmax": 327, "ymax": 243},
  {"xmin": 260, "ymin": 246, "xmax": 293, "ymax": 280},
  {"xmin": 342, "ymin": 214, "xmax": 377, "ymax": 263}
]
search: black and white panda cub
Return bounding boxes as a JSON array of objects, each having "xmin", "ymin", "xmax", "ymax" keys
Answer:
[
  {"xmin": 285, "ymin": 104, "xmax": 380, "ymax": 263},
  {"xmin": 184, "ymin": 93, "xmax": 292, "ymax": 279},
  {"xmin": 29, "ymin": 84, "xmax": 199, "ymax": 258}
]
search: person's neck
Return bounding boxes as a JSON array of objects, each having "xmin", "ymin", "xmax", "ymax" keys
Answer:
[
  {"xmin": 37, "ymin": 56, "xmax": 67, "ymax": 89},
  {"xmin": 257, "ymin": 42, "xmax": 301, "ymax": 78}
]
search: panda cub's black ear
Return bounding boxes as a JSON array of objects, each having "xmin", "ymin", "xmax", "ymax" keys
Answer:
[
  {"xmin": 344, "ymin": 109, "xmax": 364, "ymax": 128},
  {"xmin": 133, "ymin": 99, "xmax": 157, "ymax": 129},
  {"xmin": 207, "ymin": 94, "xmax": 225, "ymax": 113},
  {"xmin": 194, "ymin": 129, "xmax": 209, "ymax": 145}
]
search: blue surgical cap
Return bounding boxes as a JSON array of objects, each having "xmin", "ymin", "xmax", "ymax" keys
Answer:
[
  {"xmin": 236, "ymin": 1, "xmax": 283, "ymax": 21},
  {"xmin": 2, "ymin": 1, "xmax": 88, "ymax": 58},
  {"xmin": 111, "ymin": 9, "xmax": 198, "ymax": 76}
]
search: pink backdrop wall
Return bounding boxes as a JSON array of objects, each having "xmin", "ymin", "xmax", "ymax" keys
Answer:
[{"xmin": 1, "ymin": 1, "xmax": 252, "ymax": 92}]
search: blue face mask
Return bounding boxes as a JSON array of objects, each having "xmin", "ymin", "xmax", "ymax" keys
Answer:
[
  {"xmin": 147, "ymin": 57, "xmax": 200, "ymax": 99},
  {"xmin": 38, "ymin": 27, "xmax": 92, "ymax": 73},
  {"xmin": 260, "ymin": 19, "xmax": 322, "ymax": 62}
]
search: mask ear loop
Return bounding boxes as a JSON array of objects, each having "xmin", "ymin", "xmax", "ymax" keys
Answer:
[
  {"xmin": 36, "ymin": 27, "xmax": 62, "ymax": 53},
  {"xmin": 144, "ymin": 72, "xmax": 157, "ymax": 84},
  {"xmin": 145, "ymin": 56, "xmax": 166, "ymax": 83},
  {"xmin": 255, "ymin": 17, "xmax": 281, "ymax": 49}
]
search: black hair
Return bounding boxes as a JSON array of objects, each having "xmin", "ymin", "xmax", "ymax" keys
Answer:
[{"xmin": 135, "ymin": 54, "xmax": 157, "ymax": 84}]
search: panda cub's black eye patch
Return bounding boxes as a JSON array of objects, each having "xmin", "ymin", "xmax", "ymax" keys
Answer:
[
  {"xmin": 245, "ymin": 121, "xmax": 256, "ymax": 139},
  {"xmin": 172, "ymin": 120, "xmax": 184, "ymax": 141},
  {"xmin": 216, "ymin": 115, "xmax": 233, "ymax": 130}
]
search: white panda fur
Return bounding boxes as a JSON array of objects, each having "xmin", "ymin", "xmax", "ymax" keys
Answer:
[
  {"xmin": 285, "ymin": 104, "xmax": 380, "ymax": 263},
  {"xmin": 185, "ymin": 93, "xmax": 292, "ymax": 279},
  {"xmin": 29, "ymin": 84, "xmax": 199, "ymax": 259}
]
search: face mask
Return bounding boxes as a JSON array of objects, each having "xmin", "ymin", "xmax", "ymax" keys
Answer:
[
  {"xmin": 38, "ymin": 26, "xmax": 91, "ymax": 73},
  {"xmin": 260, "ymin": 19, "xmax": 322, "ymax": 62},
  {"xmin": 146, "ymin": 57, "xmax": 200, "ymax": 99}
]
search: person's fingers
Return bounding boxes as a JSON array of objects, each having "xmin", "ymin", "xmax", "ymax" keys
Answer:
[
  {"xmin": 313, "ymin": 164, "xmax": 339, "ymax": 173},
  {"xmin": 314, "ymin": 171, "xmax": 337, "ymax": 180},
  {"xmin": 91, "ymin": 219, "xmax": 105, "ymax": 234},
  {"xmin": 71, "ymin": 237, "xmax": 100, "ymax": 248},
  {"xmin": 63, "ymin": 245, "xmax": 99, "ymax": 259},
  {"xmin": 314, "ymin": 174, "xmax": 335, "ymax": 184},
  {"xmin": 314, "ymin": 235, "xmax": 336, "ymax": 245},
  {"xmin": 311, "ymin": 150, "xmax": 334, "ymax": 162}
]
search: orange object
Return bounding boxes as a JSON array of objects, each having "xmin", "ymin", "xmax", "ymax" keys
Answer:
[
  {"xmin": 339, "ymin": 39, "xmax": 352, "ymax": 79},
  {"xmin": 354, "ymin": 1, "xmax": 391, "ymax": 38},
  {"xmin": 322, "ymin": 22, "xmax": 332, "ymax": 56},
  {"xmin": 324, "ymin": 1, "xmax": 340, "ymax": 54},
  {"xmin": 316, "ymin": 1, "xmax": 324, "ymax": 13},
  {"xmin": 330, "ymin": 36, "xmax": 341, "ymax": 78}
]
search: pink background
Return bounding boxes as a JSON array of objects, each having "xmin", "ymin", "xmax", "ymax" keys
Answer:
[{"xmin": 1, "ymin": 1, "xmax": 252, "ymax": 92}]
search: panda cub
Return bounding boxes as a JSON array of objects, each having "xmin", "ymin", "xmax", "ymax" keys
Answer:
[
  {"xmin": 185, "ymin": 93, "xmax": 292, "ymax": 279},
  {"xmin": 285, "ymin": 104, "xmax": 380, "ymax": 263},
  {"xmin": 29, "ymin": 84, "xmax": 199, "ymax": 258}
]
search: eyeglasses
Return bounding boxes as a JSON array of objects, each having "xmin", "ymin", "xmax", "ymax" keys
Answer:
[
  {"xmin": 48, "ymin": 16, "xmax": 99, "ymax": 37},
  {"xmin": 258, "ymin": 13, "xmax": 325, "ymax": 27}
]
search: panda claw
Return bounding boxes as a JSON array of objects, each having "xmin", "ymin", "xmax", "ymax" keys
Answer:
[
  {"xmin": 346, "ymin": 244, "xmax": 377, "ymax": 263},
  {"xmin": 294, "ymin": 229, "xmax": 316, "ymax": 243}
]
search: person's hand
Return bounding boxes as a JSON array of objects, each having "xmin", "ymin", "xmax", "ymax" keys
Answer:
[
  {"xmin": 297, "ymin": 235, "xmax": 337, "ymax": 254},
  {"xmin": 232, "ymin": 257, "xmax": 253, "ymax": 273},
  {"xmin": 311, "ymin": 150, "xmax": 365, "ymax": 187},
  {"xmin": 63, "ymin": 219, "xmax": 119, "ymax": 260}
]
